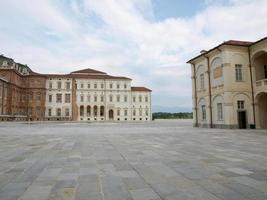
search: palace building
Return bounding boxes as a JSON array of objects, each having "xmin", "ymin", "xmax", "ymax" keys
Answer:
[
  {"xmin": 0, "ymin": 55, "xmax": 152, "ymax": 122},
  {"xmin": 188, "ymin": 37, "xmax": 267, "ymax": 129}
]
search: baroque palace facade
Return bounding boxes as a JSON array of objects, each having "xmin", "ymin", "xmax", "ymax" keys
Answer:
[
  {"xmin": 0, "ymin": 55, "xmax": 152, "ymax": 121},
  {"xmin": 188, "ymin": 37, "xmax": 267, "ymax": 129}
]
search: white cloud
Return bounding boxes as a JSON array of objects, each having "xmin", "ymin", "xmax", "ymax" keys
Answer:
[{"xmin": 0, "ymin": 0, "xmax": 267, "ymax": 109}]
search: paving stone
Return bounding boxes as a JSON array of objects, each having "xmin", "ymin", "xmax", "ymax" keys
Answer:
[{"xmin": 130, "ymin": 188, "xmax": 160, "ymax": 200}]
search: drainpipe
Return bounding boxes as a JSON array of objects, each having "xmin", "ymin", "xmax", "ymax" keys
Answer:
[
  {"xmin": 248, "ymin": 48, "xmax": 256, "ymax": 128},
  {"xmin": 192, "ymin": 63, "xmax": 198, "ymax": 127},
  {"xmin": 205, "ymin": 56, "xmax": 213, "ymax": 128}
]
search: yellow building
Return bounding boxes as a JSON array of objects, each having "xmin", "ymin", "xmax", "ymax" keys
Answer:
[{"xmin": 188, "ymin": 37, "xmax": 267, "ymax": 129}]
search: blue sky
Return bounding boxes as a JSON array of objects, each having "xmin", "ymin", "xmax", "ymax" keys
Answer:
[{"xmin": 0, "ymin": 0, "xmax": 267, "ymax": 112}]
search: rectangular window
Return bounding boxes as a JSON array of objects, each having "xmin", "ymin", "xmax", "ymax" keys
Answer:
[
  {"xmin": 101, "ymin": 83, "xmax": 104, "ymax": 89},
  {"xmin": 94, "ymin": 95, "xmax": 97, "ymax": 102},
  {"xmin": 124, "ymin": 109, "xmax": 128, "ymax": 116},
  {"xmin": 56, "ymin": 94, "xmax": 62, "ymax": 103},
  {"xmin": 87, "ymin": 95, "xmax": 91, "ymax": 102},
  {"xmin": 117, "ymin": 95, "xmax": 120, "ymax": 102},
  {"xmin": 94, "ymin": 83, "xmax": 97, "ymax": 89},
  {"xmin": 237, "ymin": 100, "xmax": 245, "ymax": 110},
  {"xmin": 117, "ymin": 84, "xmax": 120, "ymax": 89},
  {"xmin": 124, "ymin": 95, "xmax": 127, "ymax": 102},
  {"xmin": 117, "ymin": 109, "xmax": 120, "ymax": 116},
  {"xmin": 65, "ymin": 94, "xmax": 71, "ymax": 103},
  {"xmin": 145, "ymin": 96, "xmax": 148, "ymax": 102},
  {"xmin": 201, "ymin": 105, "xmax": 206, "ymax": 120},
  {"xmin": 48, "ymin": 108, "xmax": 52, "ymax": 116},
  {"xmin": 81, "ymin": 83, "xmax": 84, "ymax": 89},
  {"xmin": 80, "ymin": 95, "xmax": 84, "ymax": 102},
  {"xmin": 133, "ymin": 96, "xmax": 136, "ymax": 102},
  {"xmin": 66, "ymin": 82, "xmax": 71, "ymax": 90},
  {"xmin": 110, "ymin": 95, "xmax": 113, "ymax": 102},
  {"xmin": 49, "ymin": 82, "xmax": 53, "ymax": 89},
  {"xmin": 88, "ymin": 84, "xmax": 90, "ymax": 89},
  {"xmin": 110, "ymin": 83, "xmax": 113, "ymax": 89},
  {"xmin": 124, "ymin": 83, "xmax": 127, "ymax": 89},
  {"xmin": 57, "ymin": 108, "xmax": 61, "ymax": 116},
  {"xmin": 200, "ymin": 73, "xmax": 205, "ymax": 89},
  {"xmin": 101, "ymin": 95, "xmax": 104, "ymax": 102},
  {"xmin": 217, "ymin": 103, "xmax": 223, "ymax": 121},
  {"xmin": 57, "ymin": 82, "xmax": 62, "ymax": 89},
  {"xmin": 139, "ymin": 96, "xmax": 142, "ymax": 102},
  {"xmin": 65, "ymin": 108, "xmax": 70, "ymax": 117},
  {"xmin": 49, "ymin": 95, "xmax": 52, "ymax": 103},
  {"xmin": 235, "ymin": 64, "xmax": 243, "ymax": 81}
]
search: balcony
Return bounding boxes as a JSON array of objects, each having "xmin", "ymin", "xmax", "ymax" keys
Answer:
[{"xmin": 255, "ymin": 79, "xmax": 267, "ymax": 92}]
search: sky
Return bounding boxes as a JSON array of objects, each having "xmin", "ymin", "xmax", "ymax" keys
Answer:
[{"xmin": 0, "ymin": 0, "xmax": 267, "ymax": 112}]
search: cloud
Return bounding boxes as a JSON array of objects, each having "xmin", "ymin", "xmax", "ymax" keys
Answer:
[{"xmin": 0, "ymin": 0, "xmax": 267, "ymax": 110}]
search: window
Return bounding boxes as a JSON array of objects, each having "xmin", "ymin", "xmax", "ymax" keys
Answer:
[
  {"xmin": 139, "ymin": 95, "xmax": 142, "ymax": 102},
  {"xmin": 87, "ymin": 95, "xmax": 91, "ymax": 102},
  {"xmin": 217, "ymin": 103, "xmax": 223, "ymax": 121},
  {"xmin": 49, "ymin": 82, "xmax": 53, "ymax": 89},
  {"xmin": 48, "ymin": 108, "xmax": 52, "ymax": 116},
  {"xmin": 133, "ymin": 110, "xmax": 136, "ymax": 116},
  {"xmin": 117, "ymin": 95, "xmax": 120, "ymax": 102},
  {"xmin": 200, "ymin": 73, "xmax": 205, "ymax": 89},
  {"xmin": 65, "ymin": 94, "xmax": 71, "ymax": 103},
  {"xmin": 94, "ymin": 95, "xmax": 97, "ymax": 102},
  {"xmin": 57, "ymin": 82, "xmax": 62, "ymax": 89},
  {"xmin": 117, "ymin": 84, "xmax": 120, "ymax": 89},
  {"xmin": 201, "ymin": 105, "xmax": 206, "ymax": 120},
  {"xmin": 110, "ymin": 83, "xmax": 113, "ymax": 89},
  {"xmin": 66, "ymin": 82, "xmax": 71, "ymax": 90},
  {"xmin": 145, "ymin": 96, "xmax": 148, "ymax": 102},
  {"xmin": 80, "ymin": 95, "xmax": 84, "ymax": 102},
  {"xmin": 124, "ymin": 83, "xmax": 127, "ymax": 89},
  {"xmin": 94, "ymin": 83, "xmax": 97, "ymax": 89},
  {"xmin": 81, "ymin": 83, "xmax": 84, "ymax": 89},
  {"xmin": 139, "ymin": 109, "xmax": 142, "ymax": 116},
  {"xmin": 49, "ymin": 95, "xmax": 52, "ymax": 103},
  {"xmin": 133, "ymin": 96, "xmax": 136, "ymax": 102},
  {"xmin": 57, "ymin": 108, "xmax": 61, "ymax": 116},
  {"xmin": 101, "ymin": 95, "xmax": 104, "ymax": 102},
  {"xmin": 124, "ymin": 109, "xmax": 128, "ymax": 116},
  {"xmin": 56, "ymin": 94, "xmax": 62, "ymax": 103},
  {"xmin": 110, "ymin": 95, "xmax": 113, "ymax": 102},
  {"xmin": 117, "ymin": 109, "xmax": 120, "ymax": 116},
  {"xmin": 88, "ymin": 83, "xmax": 91, "ymax": 89},
  {"xmin": 65, "ymin": 108, "xmax": 70, "ymax": 117},
  {"xmin": 237, "ymin": 100, "xmax": 245, "ymax": 110},
  {"xmin": 264, "ymin": 65, "xmax": 267, "ymax": 79},
  {"xmin": 235, "ymin": 64, "xmax": 243, "ymax": 81},
  {"xmin": 101, "ymin": 83, "xmax": 104, "ymax": 89},
  {"xmin": 146, "ymin": 109, "xmax": 149, "ymax": 116},
  {"xmin": 124, "ymin": 95, "xmax": 127, "ymax": 102}
]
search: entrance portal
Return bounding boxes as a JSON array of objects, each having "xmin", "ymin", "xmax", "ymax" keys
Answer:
[
  {"xmin": 238, "ymin": 111, "xmax": 247, "ymax": 129},
  {"xmin": 108, "ymin": 110, "xmax": 114, "ymax": 120},
  {"xmin": 257, "ymin": 93, "xmax": 267, "ymax": 129}
]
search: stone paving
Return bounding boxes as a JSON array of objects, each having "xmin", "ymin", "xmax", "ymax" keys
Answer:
[{"xmin": 0, "ymin": 120, "xmax": 267, "ymax": 200}]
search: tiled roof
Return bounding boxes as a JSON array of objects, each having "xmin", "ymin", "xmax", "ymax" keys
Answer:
[
  {"xmin": 187, "ymin": 37, "xmax": 267, "ymax": 63},
  {"xmin": 131, "ymin": 87, "xmax": 152, "ymax": 92},
  {"xmin": 71, "ymin": 68, "xmax": 107, "ymax": 74},
  {"xmin": 69, "ymin": 74, "xmax": 131, "ymax": 80}
]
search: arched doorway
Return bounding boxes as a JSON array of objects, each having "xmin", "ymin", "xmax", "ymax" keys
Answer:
[
  {"xmin": 256, "ymin": 92, "xmax": 267, "ymax": 128},
  {"xmin": 80, "ymin": 106, "xmax": 84, "ymax": 117},
  {"xmin": 100, "ymin": 106, "xmax": 104, "ymax": 117},
  {"xmin": 108, "ymin": 109, "xmax": 114, "ymax": 120},
  {"xmin": 93, "ymin": 106, "xmax": 98, "ymax": 117},
  {"xmin": 86, "ymin": 106, "xmax": 91, "ymax": 117}
]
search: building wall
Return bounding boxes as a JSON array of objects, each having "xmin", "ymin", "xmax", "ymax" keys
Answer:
[{"xmin": 190, "ymin": 39, "xmax": 267, "ymax": 129}]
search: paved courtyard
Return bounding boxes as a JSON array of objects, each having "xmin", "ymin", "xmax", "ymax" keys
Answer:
[{"xmin": 0, "ymin": 120, "xmax": 267, "ymax": 200}]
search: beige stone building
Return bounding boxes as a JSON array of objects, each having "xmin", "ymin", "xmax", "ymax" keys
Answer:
[
  {"xmin": 0, "ymin": 55, "xmax": 152, "ymax": 122},
  {"xmin": 188, "ymin": 37, "xmax": 267, "ymax": 129}
]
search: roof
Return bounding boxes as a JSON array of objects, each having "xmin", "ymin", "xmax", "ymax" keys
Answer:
[
  {"xmin": 71, "ymin": 68, "xmax": 107, "ymax": 74},
  {"xmin": 69, "ymin": 74, "xmax": 131, "ymax": 80},
  {"xmin": 187, "ymin": 37, "xmax": 267, "ymax": 64},
  {"xmin": 131, "ymin": 87, "xmax": 152, "ymax": 92}
]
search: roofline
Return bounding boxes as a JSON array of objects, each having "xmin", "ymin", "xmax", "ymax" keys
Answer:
[{"xmin": 187, "ymin": 36, "xmax": 267, "ymax": 64}]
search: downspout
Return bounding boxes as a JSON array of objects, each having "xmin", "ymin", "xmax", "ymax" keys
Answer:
[
  {"xmin": 205, "ymin": 56, "xmax": 213, "ymax": 128},
  {"xmin": 192, "ymin": 63, "xmax": 198, "ymax": 126},
  {"xmin": 248, "ymin": 47, "xmax": 256, "ymax": 128}
]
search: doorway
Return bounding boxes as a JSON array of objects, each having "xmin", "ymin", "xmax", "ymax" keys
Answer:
[
  {"xmin": 238, "ymin": 111, "xmax": 247, "ymax": 129},
  {"xmin": 108, "ymin": 109, "xmax": 114, "ymax": 120}
]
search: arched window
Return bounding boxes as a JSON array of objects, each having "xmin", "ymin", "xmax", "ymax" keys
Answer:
[
  {"xmin": 80, "ymin": 106, "xmax": 84, "ymax": 116},
  {"xmin": 87, "ymin": 106, "xmax": 91, "ymax": 116},
  {"xmin": 93, "ymin": 106, "xmax": 98, "ymax": 116},
  {"xmin": 100, "ymin": 106, "xmax": 104, "ymax": 116}
]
